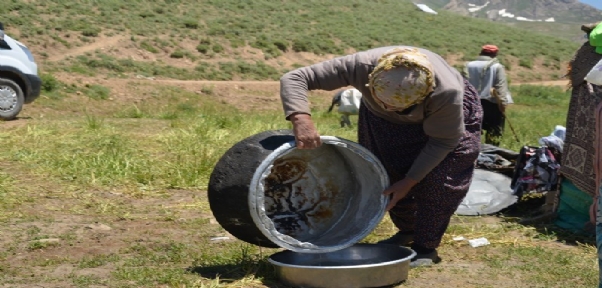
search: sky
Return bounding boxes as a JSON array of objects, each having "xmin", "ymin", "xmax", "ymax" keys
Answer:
[{"xmin": 580, "ymin": 0, "xmax": 602, "ymax": 10}]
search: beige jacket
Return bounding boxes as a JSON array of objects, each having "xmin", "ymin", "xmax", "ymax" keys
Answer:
[{"xmin": 280, "ymin": 46, "xmax": 466, "ymax": 181}]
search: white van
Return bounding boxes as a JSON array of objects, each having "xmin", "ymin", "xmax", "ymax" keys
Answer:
[{"xmin": 0, "ymin": 22, "xmax": 41, "ymax": 120}]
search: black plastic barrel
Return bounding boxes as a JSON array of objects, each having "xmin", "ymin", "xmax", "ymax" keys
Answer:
[{"xmin": 207, "ymin": 130, "xmax": 389, "ymax": 253}]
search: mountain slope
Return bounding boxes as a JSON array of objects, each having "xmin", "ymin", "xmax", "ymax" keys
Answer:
[
  {"xmin": 420, "ymin": 0, "xmax": 601, "ymax": 23},
  {"xmin": 1, "ymin": 0, "xmax": 582, "ymax": 82}
]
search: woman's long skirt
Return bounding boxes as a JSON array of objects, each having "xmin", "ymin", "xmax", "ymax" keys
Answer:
[{"xmin": 358, "ymin": 79, "xmax": 483, "ymax": 249}]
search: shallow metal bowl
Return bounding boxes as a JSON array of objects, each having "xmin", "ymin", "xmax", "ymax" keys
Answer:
[{"xmin": 268, "ymin": 243, "xmax": 416, "ymax": 288}]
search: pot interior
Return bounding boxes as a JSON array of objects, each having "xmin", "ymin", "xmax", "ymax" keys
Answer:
[{"xmin": 251, "ymin": 137, "xmax": 389, "ymax": 252}]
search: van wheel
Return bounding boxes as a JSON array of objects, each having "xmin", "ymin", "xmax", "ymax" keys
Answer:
[{"xmin": 0, "ymin": 78, "xmax": 24, "ymax": 121}]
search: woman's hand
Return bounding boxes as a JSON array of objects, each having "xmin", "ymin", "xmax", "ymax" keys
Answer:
[
  {"xmin": 290, "ymin": 113, "xmax": 322, "ymax": 149},
  {"xmin": 383, "ymin": 177, "xmax": 418, "ymax": 211}
]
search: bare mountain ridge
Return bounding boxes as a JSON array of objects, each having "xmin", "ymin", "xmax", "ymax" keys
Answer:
[{"xmin": 420, "ymin": 0, "xmax": 601, "ymax": 23}]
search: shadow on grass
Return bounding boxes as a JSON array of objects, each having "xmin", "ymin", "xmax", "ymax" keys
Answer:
[
  {"xmin": 499, "ymin": 195, "xmax": 596, "ymax": 246},
  {"xmin": 0, "ymin": 116, "xmax": 32, "ymax": 122},
  {"xmin": 187, "ymin": 262, "xmax": 405, "ymax": 288},
  {"xmin": 186, "ymin": 259, "xmax": 291, "ymax": 288}
]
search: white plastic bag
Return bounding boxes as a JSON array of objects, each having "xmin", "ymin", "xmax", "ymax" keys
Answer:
[
  {"xmin": 506, "ymin": 92, "xmax": 514, "ymax": 104},
  {"xmin": 585, "ymin": 58, "xmax": 602, "ymax": 86},
  {"xmin": 468, "ymin": 237, "xmax": 490, "ymax": 248},
  {"xmin": 455, "ymin": 169, "xmax": 517, "ymax": 216},
  {"xmin": 337, "ymin": 88, "xmax": 362, "ymax": 115},
  {"xmin": 551, "ymin": 125, "xmax": 566, "ymax": 141}
]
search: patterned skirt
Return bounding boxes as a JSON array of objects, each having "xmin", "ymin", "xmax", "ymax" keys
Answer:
[
  {"xmin": 358, "ymin": 79, "xmax": 483, "ymax": 249},
  {"xmin": 560, "ymin": 83, "xmax": 602, "ymax": 197}
]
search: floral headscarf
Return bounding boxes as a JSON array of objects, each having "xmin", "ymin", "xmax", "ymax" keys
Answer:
[{"xmin": 368, "ymin": 48, "xmax": 435, "ymax": 111}]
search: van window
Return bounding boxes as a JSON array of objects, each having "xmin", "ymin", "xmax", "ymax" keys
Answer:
[
  {"xmin": 0, "ymin": 27, "xmax": 8, "ymax": 49},
  {"xmin": 0, "ymin": 40, "xmax": 10, "ymax": 50}
]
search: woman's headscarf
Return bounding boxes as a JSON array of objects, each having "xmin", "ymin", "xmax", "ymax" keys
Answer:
[{"xmin": 368, "ymin": 47, "xmax": 435, "ymax": 111}]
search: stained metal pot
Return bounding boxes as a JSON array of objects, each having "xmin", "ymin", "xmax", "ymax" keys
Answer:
[
  {"xmin": 208, "ymin": 130, "xmax": 389, "ymax": 253},
  {"xmin": 268, "ymin": 243, "xmax": 416, "ymax": 288}
]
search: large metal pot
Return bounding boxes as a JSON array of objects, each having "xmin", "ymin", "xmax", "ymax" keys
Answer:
[
  {"xmin": 268, "ymin": 243, "xmax": 416, "ymax": 288},
  {"xmin": 207, "ymin": 130, "xmax": 389, "ymax": 253}
]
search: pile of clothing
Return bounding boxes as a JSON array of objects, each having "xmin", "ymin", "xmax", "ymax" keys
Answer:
[
  {"xmin": 510, "ymin": 146, "xmax": 561, "ymax": 198},
  {"xmin": 476, "ymin": 144, "xmax": 518, "ymax": 177}
]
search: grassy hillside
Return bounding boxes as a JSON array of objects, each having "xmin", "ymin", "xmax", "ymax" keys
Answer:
[{"xmin": 2, "ymin": 0, "xmax": 581, "ymax": 81}]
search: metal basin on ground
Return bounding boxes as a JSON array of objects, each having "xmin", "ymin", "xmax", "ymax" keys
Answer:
[
  {"xmin": 268, "ymin": 243, "xmax": 416, "ymax": 288},
  {"xmin": 208, "ymin": 130, "xmax": 389, "ymax": 253}
]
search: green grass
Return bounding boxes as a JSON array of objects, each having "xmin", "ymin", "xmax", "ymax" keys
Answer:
[
  {"xmin": 0, "ymin": 83, "xmax": 572, "ymax": 194},
  {"xmin": 0, "ymin": 83, "xmax": 597, "ymax": 287},
  {"xmin": 497, "ymin": 84, "xmax": 570, "ymax": 152}
]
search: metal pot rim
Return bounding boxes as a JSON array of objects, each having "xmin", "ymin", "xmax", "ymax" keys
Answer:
[
  {"xmin": 248, "ymin": 136, "xmax": 389, "ymax": 253},
  {"xmin": 267, "ymin": 246, "xmax": 417, "ymax": 269}
]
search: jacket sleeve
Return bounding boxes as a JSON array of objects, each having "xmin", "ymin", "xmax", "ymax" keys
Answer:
[
  {"xmin": 405, "ymin": 88, "xmax": 464, "ymax": 181},
  {"xmin": 461, "ymin": 62, "xmax": 469, "ymax": 78},
  {"xmin": 280, "ymin": 54, "xmax": 366, "ymax": 119},
  {"xmin": 494, "ymin": 64, "xmax": 511, "ymax": 105}
]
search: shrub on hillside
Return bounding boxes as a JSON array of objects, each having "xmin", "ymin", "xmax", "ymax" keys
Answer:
[
  {"xmin": 81, "ymin": 27, "xmax": 100, "ymax": 37},
  {"xmin": 40, "ymin": 73, "xmax": 61, "ymax": 92},
  {"xmin": 291, "ymin": 34, "xmax": 341, "ymax": 55},
  {"xmin": 197, "ymin": 39, "xmax": 213, "ymax": 54},
  {"xmin": 227, "ymin": 36, "xmax": 245, "ymax": 49},
  {"xmin": 251, "ymin": 35, "xmax": 283, "ymax": 58},
  {"xmin": 212, "ymin": 44, "xmax": 224, "ymax": 53},
  {"xmin": 274, "ymin": 40, "xmax": 288, "ymax": 52},
  {"xmin": 196, "ymin": 44, "xmax": 209, "ymax": 54},
  {"xmin": 139, "ymin": 11, "xmax": 155, "ymax": 18},
  {"xmin": 519, "ymin": 59, "xmax": 533, "ymax": 69},
  {"xmin": 84, "ymin": 84, "xmax": 111, "ymax": 100},
  {"xmin": 78, "ymin": 55, "xmax": 125, "ymax": 72},
  {"xmin": 170, "ymin": 50, "xmax": 186, "ymax": 58},
  {"xmin": 218, "ymin": 60, "xmax": 280, "ymax": 80},
  {"xmin": 140, "ymin": 41, "xmax": 159, "ymax": 53},
  {"xmin": 183, "ymin": 19, "xmax": 199, "ymax": 29},
  {"xmin": 291, "ymin": 39, "xmax": 311, "ymax": 53}
]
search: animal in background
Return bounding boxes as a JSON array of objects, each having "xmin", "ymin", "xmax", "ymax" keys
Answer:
[{"xmin": 328, "ymin": 88, "xmax": 363, "ymax": 127}]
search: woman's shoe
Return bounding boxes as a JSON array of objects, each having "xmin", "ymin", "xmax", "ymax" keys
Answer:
[{"xmin": 409, "ymin": 250, "xmax": 442, "ymax": 268}]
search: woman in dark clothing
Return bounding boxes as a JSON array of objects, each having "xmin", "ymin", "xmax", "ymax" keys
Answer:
[{"xmin": 279, "ymin": 46, "xmax": 482, "ymax": 267}]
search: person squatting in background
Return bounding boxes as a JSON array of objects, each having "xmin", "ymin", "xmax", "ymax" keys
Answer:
[
  {"xmin": 464, "ymin": 44, "xmax": 512, "ymax": 146},
  {"xmin": 327, "ymin": 88, "xmax": 363, "ymax": 127},
  {"xmin": 279, "ymin": 46, "xmax": 483, "ymax": 267}
]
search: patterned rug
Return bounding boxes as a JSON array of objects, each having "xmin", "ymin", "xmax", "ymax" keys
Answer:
[{"xmin": 560, "ymin": 41, "xmax": 602, "ymax": 197}]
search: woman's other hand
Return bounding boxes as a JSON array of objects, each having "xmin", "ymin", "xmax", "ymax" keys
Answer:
[
  {"xmin": 383, "ymin": 177, "xmax": 418, "ymax": 211},
  {"xmin": 290, "ymin": 113, "xmax": 322, "ymax": 149}
]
